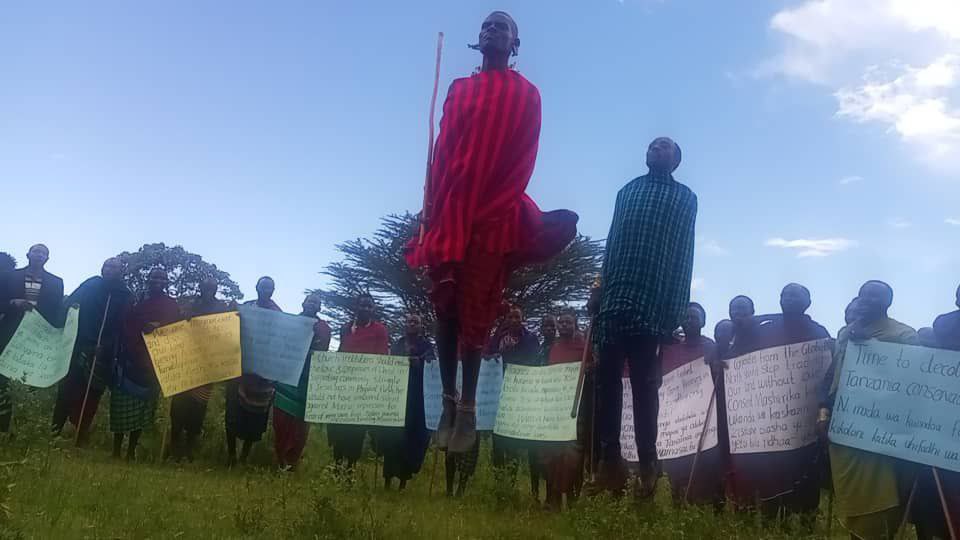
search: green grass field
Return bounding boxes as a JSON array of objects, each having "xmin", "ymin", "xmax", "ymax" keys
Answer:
[{"xmin": 0, "ymin": 383, "xmax": 873, "ymax": 539}]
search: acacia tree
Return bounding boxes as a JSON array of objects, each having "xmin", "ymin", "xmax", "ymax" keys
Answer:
[
  {"xmin": 317, "ymin": 213, "xmax": 602, "ymax": 337},
  {"xmin": 115, "ymin": 243, "xmax": 243, "ymax": 303},
  {"xmin": 0, "ymin": 252, "xmax": 15, "ymax": 272}
]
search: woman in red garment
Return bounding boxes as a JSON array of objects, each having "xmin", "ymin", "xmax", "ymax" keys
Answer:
[
  {"xmin": 328, "ymin": 293, "xmax": 389, "ymax": 471},
  {"xmin": 406, "ymin": 11, "xmax": 577, "ymax": 454}
]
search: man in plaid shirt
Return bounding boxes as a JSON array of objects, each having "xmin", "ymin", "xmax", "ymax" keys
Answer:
[{"xmin": 595, "ymin": 136, "xmax": 697, "ymax": 497}]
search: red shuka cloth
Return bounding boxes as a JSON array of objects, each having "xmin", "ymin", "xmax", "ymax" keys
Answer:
[
  {"xmin": 339, "ymin": 321, "xmax": 389, "ymax": 355},
  {"xmin": 405, "ymin": 69, "xmax": 577, "ymax": 270}
]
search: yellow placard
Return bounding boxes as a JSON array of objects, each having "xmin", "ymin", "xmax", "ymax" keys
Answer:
[{"xmin": 143, "ymin": 311, "xmax": 241, "ymax": 397}]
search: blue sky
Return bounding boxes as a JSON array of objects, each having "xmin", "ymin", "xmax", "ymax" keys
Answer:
[{"xmin": 2, "ymin": 1, "xmax": 958, "ymax": 335}]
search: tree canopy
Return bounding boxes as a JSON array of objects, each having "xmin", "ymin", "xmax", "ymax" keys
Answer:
[
  {"xmin": 0, "ymin": 252, "xmax": 15, "ymax": 273},
  {"xmin": 318, "ymin": 213, "xmax": 602, "ymax": 337},
  {"xmin": 115, "ymin": 243, "xmax": 243, "ymax": 303}
]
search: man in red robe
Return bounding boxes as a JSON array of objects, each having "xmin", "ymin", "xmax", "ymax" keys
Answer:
[{"xmin": 406, "ymin": 11, "xmax": 577, "ymax": 453}]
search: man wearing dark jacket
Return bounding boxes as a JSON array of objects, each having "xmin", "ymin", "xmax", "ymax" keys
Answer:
[{"xmin": 0, "ymin": 244, "xmax": 65, "ymax": 432}]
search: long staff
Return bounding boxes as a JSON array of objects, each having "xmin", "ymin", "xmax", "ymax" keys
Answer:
[
  {"xmin": 683, "ymin": 364, "xmax": 718, "ymax": 504},
  {"xmin": 933, "ymin": 467, "xmax": 957, "ymax": 540},
  {"xmin": 418, "ymin": 32, "xmax": 445, "ymax": 245},
  {"xmin": 570, "ymin": 325, "xmax": 593, "ymax": 419},
  {"xmin": 75, "ymin": 294, "xmax": 112, "ymax": 447},
  {"xmin": 896, "ymin": 477, "xmax": 919, "ymax": 540}
]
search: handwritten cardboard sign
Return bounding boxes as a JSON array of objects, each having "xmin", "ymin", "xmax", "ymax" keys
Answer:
[
  {"xmin": 143, "ymin": 312, "xmax": 241, "ymax": 397},
  {"xmin": 304, "ymin": 351, "xmax": 410, "ymax": 427},
  {"xmin": 0, "ymin": 306, "xmax": 79, "ymax": 388},
  {"xmin": 238, "ymin": 305, "xmax": 314, "ymax": 386},
  {"xmin": 725, "ymin": 338, "xmax": 833, "ymax": 454},
  {"xmin": 494, "ymin": 363, "xmax": 580, "ymax": 442},
  {"xmin": 423, "ymin": 358, "xmax": 503, "ymax": 431},
  {"xmin": 830, "ymin": 340, "xmax": 960, "ymax": 472}
]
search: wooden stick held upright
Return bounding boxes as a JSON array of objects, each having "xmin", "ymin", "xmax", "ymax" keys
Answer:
[
  {"xmin": 684, "ymin": 361, "xmax": 718, "ymax": 504},
  {"xmin": 933, "ymin": 467, "xmax": 957, "ymax": 540},
  {"xmin": 418, "ymin": 32, "xmax": 445, "ymax": 245},
  {"xmin": 75, "ymin": 295, "xmax": 112, "ymax": 447},
  {"xmin": 897, "ymin": 476, "xmax": 920, "ymax": 540},
  {"xmin": 570, "ymin": 324, "xmax": 593, "ymax": 418}
]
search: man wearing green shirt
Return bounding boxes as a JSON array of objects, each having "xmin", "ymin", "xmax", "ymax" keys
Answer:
[{"xmin": 595, "ymin": 137, "xmax": 698, "ymax": 496}]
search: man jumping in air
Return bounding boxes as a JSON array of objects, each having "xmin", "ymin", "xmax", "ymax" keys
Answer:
[{"xmin": 406, "ymin": 11, "xmax": 577, "ymax": 453}]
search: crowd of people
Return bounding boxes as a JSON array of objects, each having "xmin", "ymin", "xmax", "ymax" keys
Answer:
[
  {"xmin": 1, "ymin": 9, "xmax": 958, "ymax": 540},
  {"xmin": 1, "ymin": 242, "xmax": 958, "ymax": 539}
]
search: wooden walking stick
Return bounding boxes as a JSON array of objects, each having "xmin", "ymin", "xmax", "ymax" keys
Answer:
[
  {"xmin": 684, "ymin": 362, "xmax": 718, "ymax": 504},
  {"xmin": 933, "ymin": 467, "xmax": 957, "ymax": 540},
  {"xmin": 570, "ymin": 325, "xmax": 593, "ymax": 418},
  {"xmin": 418, "ymin": 31, "xmax": 445, "ymax": 245},
  {"xmin": 75, "ymin": 294, "xmax": 112, "ymax": 447},
  {"xmin": 897, "ymin": 476, "xmax": 920, "ymax": 540}
]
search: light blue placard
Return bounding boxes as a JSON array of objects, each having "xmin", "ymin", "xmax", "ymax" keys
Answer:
[
  {"xmin": 238, "ymin": 304, "xmax": 314, "ymax": 386},
  {"xmin": 830, "ymin": 339, "xmax": 960, "ymax": 472},
  {"xmin": 423, "ymin": 357, "xmax": 503, "ymax": 431}
]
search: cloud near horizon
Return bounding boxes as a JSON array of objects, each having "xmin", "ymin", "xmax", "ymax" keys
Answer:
[{"xmin": 765, "ymin": 237, "xmax": 856, "ymax": 258}]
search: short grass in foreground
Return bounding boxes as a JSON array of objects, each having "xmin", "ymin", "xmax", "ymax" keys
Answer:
[{"xmin": 0, "ymin": 382, "xmax": 896, "ymax": 539}]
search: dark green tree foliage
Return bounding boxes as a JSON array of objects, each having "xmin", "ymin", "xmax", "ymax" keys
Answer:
[
  {"xmin": 0, "ymin": 252, "xmax": 16, "ymax": 273},
  {"xmin": 317, "ymin": 213, "xmax": 602, "ymax": 337},
  {"xmin": 115, "ymin": 243, "xmax": 243, "ymax": 303}
]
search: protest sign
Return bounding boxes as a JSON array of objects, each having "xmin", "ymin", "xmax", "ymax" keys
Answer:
[
  {"xmin": 724, "ymin": 338, "xmax": 833, "ymax": 454},
  {"xmin": 657, "ymin": 359, "xmax": 718, "ymax": 460},
  {"xmin": 305, "ymin": 351, "xmax": 410, "ymax": 427},
  {"xmin": 0, "ymin": 306, "xmax": 78, "ymax": 388},
  {"xmin": 143, "ymin": 312, "xmax": 241, "ymax": 397},
  {"xmin": 830, "ymin": 340, "xmax": 960, "ymax": 473},
  {"xmin": 494, "ymin": 363, "xmax": 580, "ymax": 441},
  {"xmin": 423, "ymin": 358, "xmax": 503, "ymax": 431},
  {"xmin": 238, "ymin": 304, "xmax": 314, "ymax": 386}
]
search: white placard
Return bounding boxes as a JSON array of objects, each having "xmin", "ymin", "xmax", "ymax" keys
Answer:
[{"xmin": 724, "ymin": 339, "xmax": 833, "ymax": 454}]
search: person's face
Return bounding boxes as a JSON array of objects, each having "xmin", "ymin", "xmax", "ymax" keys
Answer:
[
  {"xmin": 729, "ymin": 298, "xmax": 755, "ymax": 330},
  {"xmin": 682, "ymin": 306, "xmax": 705, "ymax": 335},
  {"xmin": 356, "ymin": 297, "xmax": 375, "ymax": 320},
  {"xmin": 27, "ymin": 245, "xmax": 49, "ymax": 268},
  {"xmin": 101, "ymin": 259, "xmax": 122, "ymax": 282},
  {"xmin": 148, "ymin": 271, "xmax": 168, "ymax": 295},
  {"xmin": 558, "ymin": 314, "xmax": 577, "ymax": 338},
  {"xmin": 405, "ymin": 314, "xmax": 423, "ymax": 336},
  {"xmin": 302, "ymin": 294, "xmax": 321, "ymax": 314},
  {"xmin": 507, "ymin": 308, "xmax": 523, "ymax": 331},
  {"xmin": 856, "ymin": 282, "xmax": 890, "ymax": 323},
  {"xmin": 541, "ymin": 316, "xmax": 557, "ymax": 339},
  {"xmin": 256, "ymin": 278, "xmax": 275, "ymax": 299},
  {"xmin": 844, "ymin": 299, "xmax": 859, "ymax": 326},
  {"xmin": 780, "ymin": 284, "xmax": 811, "ymax": 317},
  {"xmin": 646, "ymin": 137, "xmax": 677, "ymax": 172},
  {"xmin": 714, "ymin": 320, "xmax": 734, "ymax": 346},
  {"xmin": 479, "ymin": 12, "xmax": 517, "ymax": 56},
  {"xmin": 199, "ymin": 278, "xmax": 218, "ymax": 298}
]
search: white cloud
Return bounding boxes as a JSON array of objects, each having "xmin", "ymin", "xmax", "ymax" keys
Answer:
[
  {"xmin": 839, "ymin": 175, "xmax": 863, "ymax": 185},
  {"xmin": 766, "ymin": 237, "xmax": 856, "ymax": 258},
  {"xmin": 698, "ymin": 238, "xmax": 730, "ymax": 256},
  {"xmin": 947, "ymin": 217, "xmax": 960, "ymax": 225},
  {"xmin": 768, "ymin": 0, "xmax": 960, "ymax": 169},
  {"xmin": 888, "ymin": 217, "xmax": 912, "ymax": 229}
]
